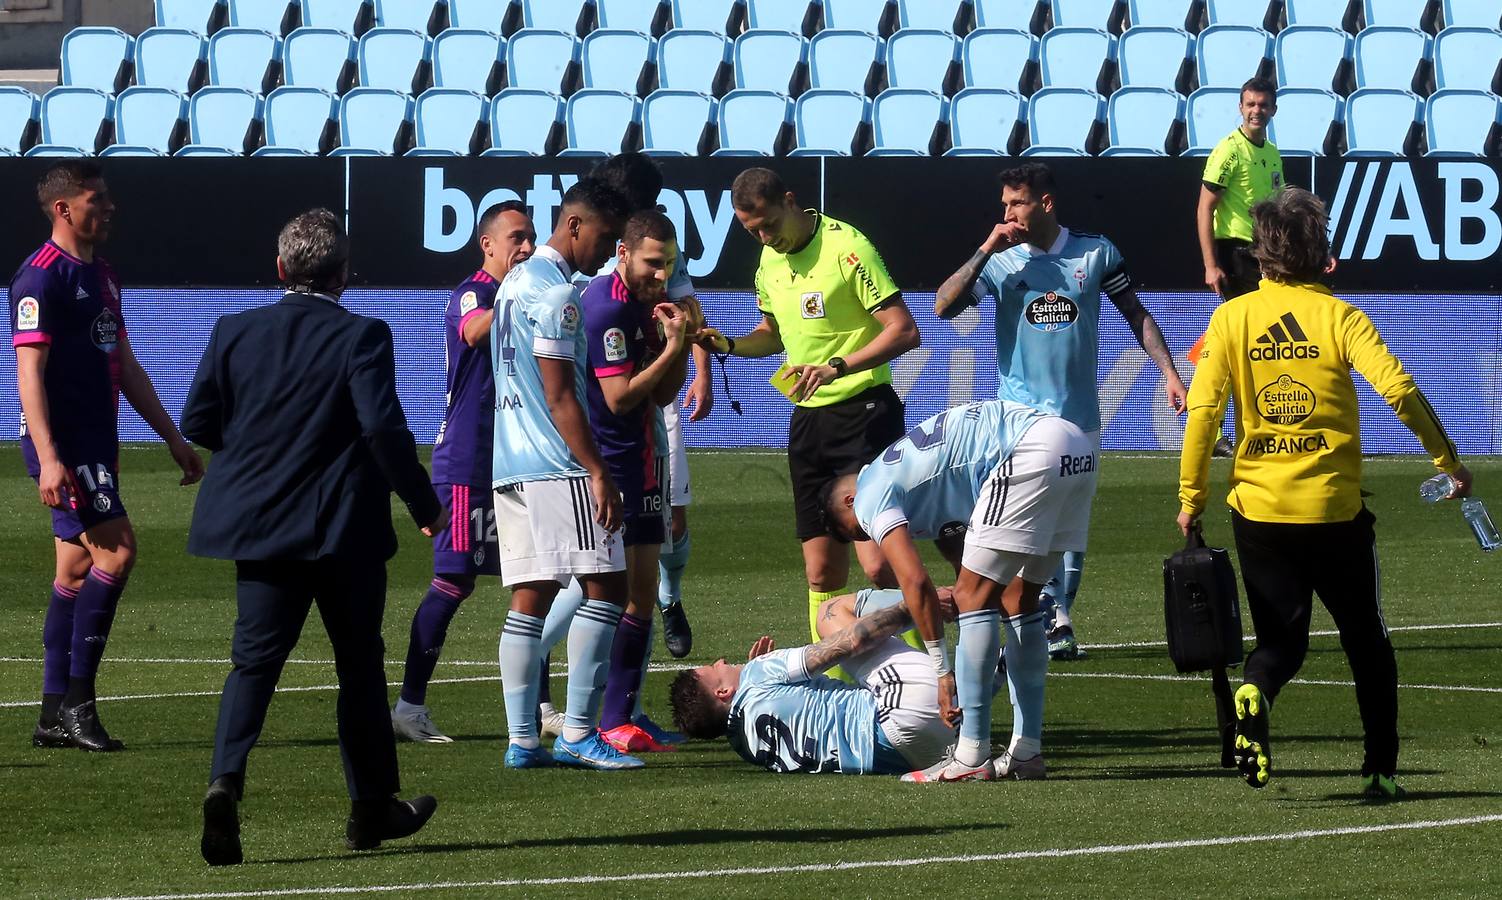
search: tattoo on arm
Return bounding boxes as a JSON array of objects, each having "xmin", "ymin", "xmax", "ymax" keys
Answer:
[
  {"xmin": 803, "ymin": 604, "xmax": 912, "ymax": 675},
  {"xmin": 1112, "ymin": 292, "xmax": 1181, "ymax": 378},
  {"xmin": 935, "ymin": 248, "xmax": 989, "ymax": 319}
]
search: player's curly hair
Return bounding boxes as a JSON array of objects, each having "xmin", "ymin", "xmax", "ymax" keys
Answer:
[
  {"xmin": 591, "ymin": 152, "xmax": 664, "ymax": 213},
  {"xmin": 1251, "ymin": 187, "xmax": 1329, "ymax": 285},
  {"xmin": 561, "ymin": 175, "xmax": 633, "ymax": 225},
  {"xmin": 669, "ymin": 669, "xmax": 729, "ymax": 740}
]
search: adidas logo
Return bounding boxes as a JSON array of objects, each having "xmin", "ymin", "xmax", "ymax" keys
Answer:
[
  {"xmin": 75, "ymin": 286, "xmax": 89, "ymax": 300},
  {"xmin": 1249, "ymin": 312, "xmax": 1321, "ymax": 361}
]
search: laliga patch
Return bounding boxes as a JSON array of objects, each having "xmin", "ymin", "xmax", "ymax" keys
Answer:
[
  {"xmin": 603, "ymin": 327, "xmax": 628, "ymax": 362},
  {"xmin": 91, "ymin": 309, "xmax": 120, "ymax": 353},
  {"xmin": 17, "ymin": 297, "xmax": 40, "ymax": 330},
  {"xmin": 559, "ymin": 301, "xmax": 580, "ymax": 334},
  {"xmin": 459, "ymin": 290, "xmax": 479, "ymax": 315},
  {"xmin": 1257, "ymin": 374, "xmax": 1316, "ymax": 425},
  {"xmin": 800, "ymin": 291, "xmax": 825, "ymax": 319},
  {"xmin": 1025, "ymin": 291, "xmax": 1079, "ymax": 332}
]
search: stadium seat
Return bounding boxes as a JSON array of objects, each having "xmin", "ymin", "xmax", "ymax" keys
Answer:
[
  {"xmin": 523, "ymin": 0, "xmax": 593, "ymax": 34},
  {"xmin": 809, "ymin": 30, "xmax": 884, "ymax": 93},
  {"xmin": 747, "ymin": 0, "xmax": 815, "ymax": 33},
  {"xmin": 563, "ymin": 89, "xmax": 641, "ymax": 155},
  {"xmin": 948, "ymin": 86, "xmax": 1024, "ymax": 153},
  {"xmin": 869, "ymin": 87, "xmax": 945, "ymax": 154},
  {"xmin": 229, "ymin": 0, "xmax": 295, "ymax": 35},
  {"xmin": 885, "ymin": 29, "xmax": 959, "ymax": 94},
  {"xmin": 337, "ymin": 86, "xmax": 411, "ymax": 153},
  {"xmin": 283, "ymin": 27, "xmax": 357, "ymax": 92},
  {"xmin": 824, "ymin": 0, "xmax": 892, "ymax": 35},
  {"xmin": 300, "ymin": 0, "xmax": 371, "ymax": 34},
  {"xmin": 0, "ymin": 88, "xmax": 39, "ymax": 156},
  {"xmin": 489, "ymin": 87, "xmax": 563, "ymax": 154},
  {"xmin": 962, "ymin": 29, "xmax": 1036, "ymax": 92},
  {"xmin": 1185, "ymin": 85, "xmax": 1241, "ymax": 148},
  {"xmin": 1019, "ymin": 144, "xmax": 1089, "ymax": 155},
  {"xmin": 1425, "ymin": 88, "xmax": 1500, "ymax": 154},
  {"xmin": 100, "ymin": 145, "xmax": 169, "ymax": 157},
  {"xmin": 598, "ymin": 0, "xmax": 667, "ymax": 34},
  {"xmin": 412, "ymin": 87, "xmax": 488, "ymax": 153},
  {"xmin": 156, "ymin": 0, "xmax": 223, "ymax": 33},
  {"xmin": 26, "ymin": 145, "xmax": 96, "ymax": 157},
  {"xmin": 252, "ymin": 145, "xmax": 319, "ymax": 155},
  {"xmin": 1284, "ymin": 0, "xmax": 1354, "ymax": 29},
  {"xmin": 1038, "ymin": 27, "xmax": 1115, "ymax": 91},
  {"xmin": 661, "ymin": 29, "xmax": 732, "ymax": 93},
  {"xmin": 357, "ymin": 28, "xmax": 430, "ymax": 92},
  {"xmin": 793, "ymin": 88, "xmax": 869, "ymax": 154},
  {"xmin": 1106, "ymin": 84, "xmax": 1180, "ymax": 152},
  {"xmin": 1363, "ymin": 0, "xmax": 1432, "ymax": 29},
  {"xmin": 114, "ymin": 86, "xmax": 188, "ymax": 154},
  {"xmin": 581, "ymin": 29, "xmax": 654, "ymax": 92},
  {"xmin": 432, "ymin": 28, "xmax": 503, "ymax": 93},
  {"xmin": 1051, "ymin": 0, "xmax": 1122, "ymax": 30},
  {"xmin": 1026, "ymin": 86, "xmax": 1103, "ymax": 152},
  {"xmin": 264, "ymin": 85, "xmax": 337, "ymax": 152},
  {"xmin": 60, "ymin": 27, "xmax": 134, "ymax": 94},
  {"xmin": 1268, "ymin": 87, "xmax": 1341, "ymax": 154},
  {"xmin": 1353, "ymin": 27, "xmax": 1430, "ymax": 91},
  {"xmin": 506, "ymin": 29, "xmax": 580, "ymax": 94},
  {"xmin": 374, "ymin": 0, "xmax": 443, "ymax": 33},
  {"xmin": 176, "ymin": 144, "xmax": 242, "ymax": 155},
  {"xmin": 209, "ymin": 28, "xmax": 281, "ymax": 92},
  {"xmin": 40, "ymin": 87, "xmax": 114, "ymax": 153},
  {"xmin": 734, "ymin": 30, "xmax": 804, "ymax": 94},
  {"xmin": 897, "ymin": 0, "xmax": 968, "ymax": 32},
  {"xmin": 1117, "ymin": 26, "xmax": 1194, "ymax": 91},
  {"xmin": 1434, "ymin": 27, "xmax": 1502, "ymax": 91},
  {"xmin": 1274, "ymin": 25, "xmax": 1351, "ymax": 91},
  {"xmin": 1126, "ymin": 0, "xmax": 1196, "ymax": 30},
  {"xmin": 133, "ymin": 28, "xmax": 208, "ymax": 93},
  {"xmin": 642, "ymin": 89, "xmax": 715, "ymax": 154},
  {"xmin": 1205, "ymin": 0, "xmax": 1276, "ymax": 30},
  {"xmin": 1442, "ymin": 0, "xmax": 1502, "ymax": 28},
  {"xmin": 1344, "ymin": 87, "xmax": 1422, "ymax": 155},
  {"xmin": 186, "ymin": 85, "xmax": 261, "ymax": 152},
  {"xmin": 1196, "ymin": 25, "xmax": 1272, "ymax": 88},
  {"xmin": 715, "ymin": 88, "xmax": 791, "ymax": 153},
  {"xmin": 672, "ymin": 0, "xmax": 741, "ymax": 35},
  {"xmin": 448, "ymin": 0, "xmax": 509, "ymax": 32},
  {"xmin": 1099, "ymin": 145, "xmax": 1166, "ymax": 155},
  {"xmin": 976, "ymin": 0, "xmax": 1041, "ymax": 31}
]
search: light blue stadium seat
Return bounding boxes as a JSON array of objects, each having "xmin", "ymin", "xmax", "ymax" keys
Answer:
[
  {"xmin": 490, "ymin": 87, "xmax": 562, "ymax": 154},
  {"xmin": 1353, "ymin": 27, "xmax": 1430, "ymax": 90},
  {"xmin": 26, "ymin": 145, "xmax": 96, "ymax": 157},
  {"xmin": 1344, "ymin": 87, "xmax": 1421, "ymax": 154},
  {"xmin": 209, "ymin": 28, "xmax": 281, "ymax": 91},
  {"xmin": 1099, "ymin": 145, "xmax": 1166, "ymax": 154},
  {"xmin": 672, "ymin": 0, "xmax": 741, "ymax": 34},
  {"xmin": 523, "ymin": 0, "xmax": 593, "ymax": 33},
  {"xmin": 563, "ymin": 89, "xmax": 641, "ymax": 155},
  {"xmin": 1026, "ymin": 85, "xmax": 1102, "ymax": 151},
  {"xmin": 41, "ymin": 87, "xmax": 114, "ymax": 152},
  {"xmin": 962, "ymin": 29, "xmax": 1035, "ymax": 90},
  {"xmin": 1442, "ymin": 0, "xmax": 1502, "ymax": 28},
  {"xmin": 661, "ymin": 29, "xmax": 732, "ymax": 93},
  {"xmin": 1363, "ymin": 0, "xmax": 1430, "ymax": 28},
  {"xmin": 283, "ymin": 27, "xmax": 356, "ymax": 92},
  {"xmin": 886, "ymin": 29, "xmax": 959, "ymax": 93},
  {"xmin": 156, "ymin": 0, "xmax": 222, "ymax": 32},
  {"xmin": 897, "ymin": 0, "xmax": 968, "ymax": 32},
  {"xmin": 448, "ymin": 0, "xmax": 509, "ymax": 31},
  {"xmin": 747, "ymin": 0, "xmax": 813, "ymax": 32},
  {"xmin": 0, "ymin": 88, "xmax": 40, "ymax": 156},
  {"xmin": 374, "ymin": 0, "xmax": 442, "ymax": 32},
  {"xmin": 134, "ymin": 28, "xmax": 208, "ymax": 93},
  {"xmin": 506, "ymin": 29, "xmax": 580, "ymax": 93},
  {"xmin": 264, "ymin": 85, "xmax": 337, "ymax": 151},
  {"xmin": 733, "ymin": 29, "xmax": 803, "ymax": 93},
  {"xmin": 1274, "ymin": 26, "xmax": 1351, "ymax": 90},
  {"xmin": 870, "ymin": 87, "xmax": 945, "ymax": 153},
  {"xmin": 187, "ymin": 85, "xmax": 261, "ymax": 152},
  {"xmin": 1196, "ymin": 25, "xmax": 1272, "ymax": 88},
  {"xmin": 1425, "ymin": 88, "xmax": 1500, "ymax": 154},
  {"xmin": 1052, "ymin": 0, "xmax": 1121, "ymax": 30},
  {"xmin": 300, "ymin": 0, "xmax": 370, "ymax": 34},
  {"xmin": 413, "ymin": 87, "xmax": 488, "ymax": 153},
  {"xmin": 976, "ymin": 0, "xmax": 1039, "ymax": 30},
  {"xmin": 1206, "ymin": 0, "xmax": 1275, "ymax": 29},
  {"xmin": 1106, "ymin": 84, "xmax": 1180, "ymax": 151},
  {"xmin": 60, "ymin": 28, "xmax": 134, "ymax": 94},
  {"xmin": 1269, "ymin": 87, "xmax": 1341, "ymax": 154},
  {"xmin": 1020, "ymin": 144, "xmax": 1089, "ymax": 155},
  {"xmin": 825, "ymin": 0, "xmax": 891, "ymax": 34},
  {"xmin": 1126, "ymin": 0, "xmax": 1195, "ymax": 29},
  {"xmin": 101, "ymin": 145, "xmax": 169, "ymax": 156},
  {"xmin": 581, "ymin": 29, "xmax": 654, "ymax": 92},
  {"xmin": 358, "ymin": 27, "xmax": 429, "ymax": 92},
  {"xmin": 642, "ymin": 89, "xmax": 715, "ymax": 153},
  {"xmin": 599, "ymin": 0, "xmax": 666, "ymax": 33},
  {"xmin": 432, "ymin": 28, "xmax": 502, "ymax": 92},
  {"xmin": 1434, "ymin": 27, "xmax": 1502, "ymax": 91},
  {"xmin": 338, "ymin": 86, "xmax": 411, "ymax": 153},
  {"xmin": 943, "ymin": 146, "xmax": 1005, "ymax": 155},
  {"xmin": 252, "ymin": 145, "xmax": 319, "ymax": 155},
  {"xmin": 1117, "ymin": 26, "xmax": 1193, "ymax": 90},
  {"xmin": 809, "ymin": 30, "xmax": 884, "ymax": 92},
  {"xmin": 1284, "ymin": 0, "xmax": 1352, "ymax": 28},
  {"xmin": 114, "ymin": 86, "xmax": 188, "ymax": 154},
  {"xmin": 1185, "ymin": 85, "xmax": 1240, "ymax": 148},
  {"xmin": 949, "ymin": 86, "xmax": 1023, "ymax": 152},
  {"xmin": 716, "ymin": 88, "xmax": 791, "ymax": 153},
  {"xmin": 1039, "ymin": 27, "xmax": 1115, "ymax": 90},
  {"xmin": 176, "ymin": 144, "xmax": 242, "ymax": 155},
  {"xmin": 794, "ymin": 88, "xmax": 869, "ymax": 153},
  {"xmin": 229, "ymin": 0, "xmax": 295, "ymax": 34}
]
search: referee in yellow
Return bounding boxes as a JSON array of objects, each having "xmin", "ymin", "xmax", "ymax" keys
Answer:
[
  {"xmin": 1177, "ymin": 188, "xmax": 1472, "ymax": 801},
  {"xmin": 1196, "ymin": 76, "xmax": 1283, "ymax": 300},
  {"xmin": 702, "ymin": 167, "xmax": 919, "ymax": 651}
]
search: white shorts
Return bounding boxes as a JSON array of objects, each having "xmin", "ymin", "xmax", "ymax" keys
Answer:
[
  {"xmin": 844, "ymin": 637, "xmax": 957, "ymax": 770},
  {"xmin": 494, "ymin": 477, "xmax": 625, "ymax": 587},
  {"xmin": 662, "ymin": 399, "xmax": 691, "ymax": 507}
]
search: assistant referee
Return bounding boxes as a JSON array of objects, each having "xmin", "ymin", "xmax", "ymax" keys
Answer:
[{"xmin": 703, "ymin": 167, "xmax": 919, "ymax": 649}]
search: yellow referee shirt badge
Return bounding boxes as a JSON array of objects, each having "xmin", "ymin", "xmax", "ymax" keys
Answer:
[{"xmin": 801, "ymin": 291, "xmax": 825, "ymax": 318}]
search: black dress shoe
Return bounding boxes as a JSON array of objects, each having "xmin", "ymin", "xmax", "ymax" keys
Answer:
[
  {"xmin": 59, "ymin": 700, "xmax": 124, "ymax": 752},
  {"xmin": 201, "ymin": 777, "xmax": 243, "ymax": 867},
  {"xmin": 32, "ymin": 716, "xmax": 72, "ymax": 749},
  {"xmin": 345, "ymin": 795, "xmax": 438, "ymax": 851},
  {"xmin": 661, "ymin": 601, "xmax": 693, "ymax": 659}
]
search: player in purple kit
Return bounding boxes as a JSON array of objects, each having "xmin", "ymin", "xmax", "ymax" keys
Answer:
[
  {"xmin": 9, "ymin": 161, "xmax": 203, "ymax": 751},
  {"xmin": 392, "ymin": 201, "xmax": 536, "ymax": 743}
]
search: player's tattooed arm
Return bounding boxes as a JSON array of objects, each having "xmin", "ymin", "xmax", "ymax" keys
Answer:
[
  {"xmin": 935, "ymin": 248, "xmax": 989, "ymax": 320},
  {"xmin": 803, "ymin": 603, "xmax": 913, "ymax": 675},
  {"xmin": 1110, "ymin": 289, "xmax": 1187, "ymax": 412}
]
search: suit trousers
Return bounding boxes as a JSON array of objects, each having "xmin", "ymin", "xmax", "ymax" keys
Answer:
[{"xmin": 209, "ymin": 557, "xmax": 399, "ymax": 800}]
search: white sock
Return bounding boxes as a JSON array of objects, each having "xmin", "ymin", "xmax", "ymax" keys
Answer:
[
  {"xmin": 955, "ymin": 736, "xmax": 989, "ymax": 768},
  {"xmin": 1008, "ymin": 736, "xmax": 1042, "ymax": 759}
]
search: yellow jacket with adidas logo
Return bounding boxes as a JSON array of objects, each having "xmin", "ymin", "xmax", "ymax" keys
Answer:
[{"xmin": 1180, "ymin": 279, "xmax": 1461, "ymax": 524}]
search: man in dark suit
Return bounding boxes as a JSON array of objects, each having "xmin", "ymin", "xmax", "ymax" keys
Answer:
[{"xmin": 182, "ymin": 209, "xmax": 446, "ymax": 866}]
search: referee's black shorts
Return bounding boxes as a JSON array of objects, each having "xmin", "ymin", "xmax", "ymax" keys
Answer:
[
  {"xmin": 787, "ymin": 384, "xmax": 905, "ymax": 541},
  {"xmin": 1214, "ymin": 238, "xmax": 1260, "ymax": 299}
]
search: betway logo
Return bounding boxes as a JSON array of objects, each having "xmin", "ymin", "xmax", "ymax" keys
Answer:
[
  {"xmin": 1327, "ymin": 161, "xmax": 1501, "ymax": 261},
  {"xmin": 422, "ymin": 168, "xmax": 737, "ymax": 278}
]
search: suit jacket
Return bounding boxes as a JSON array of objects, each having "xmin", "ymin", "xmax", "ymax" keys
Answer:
[{"xmin": 182, "ymin": 292, "xmax": 441, "ymax": 562}]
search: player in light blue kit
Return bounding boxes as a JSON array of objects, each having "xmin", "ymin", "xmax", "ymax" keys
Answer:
[
  {"xmin": 491, "ymin": 177, "xmax": 639, "ymax": 771},
  {"xmin": 935, "ymin": 163, "xmax": 1187, "ymax": 661}
]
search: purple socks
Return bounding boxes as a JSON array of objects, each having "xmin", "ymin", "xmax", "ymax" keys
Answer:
[
  {"xmin": 599, "ymin": 613, "xmax": 651, "ymax": 731},
  {"xmin": 400, "ymin": 578, "xmax": 470, "ymax": 706},
  {"xmin": 64, "ymin": 567, "xmax": 127, "ymax": 705},
  {"xmin": 42, "ymin": 582, "xmax": 79, "ymax": 705}
]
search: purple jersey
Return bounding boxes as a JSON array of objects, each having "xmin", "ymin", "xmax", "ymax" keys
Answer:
[
  {"xmin": 430, "ymin": 269, "xmax": 500, "ymax": 486},
  {"xmin": 8, "ymin": 241, "xmax": 124, "ymax": 463},
  {"xmin": 581, "ymin": 271, "xmax": 661, "ymax": 469}
]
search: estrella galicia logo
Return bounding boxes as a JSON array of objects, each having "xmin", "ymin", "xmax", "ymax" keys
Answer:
[
  {"xmin": 1025, "ymin": 291, "xmax": 1079, "ymax": 333},
  {"xmin": 1249, "ymin": 312, "xmax": 1321, "ymax": 361},
  {"xmin": 1257, "ymin": 374, "xmax": 1317, "ymax": 425},
  {"xmin": 90, "ymin": 309, "xmax": 120, "ymax": 353}
]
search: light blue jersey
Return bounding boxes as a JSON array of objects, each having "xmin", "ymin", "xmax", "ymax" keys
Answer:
[
  {"xmin": 972, "ymin": 227, "xmax": 1132, "ymax": 433},
  {"xmin": 853, "ymin": 400, "xmax": 1047, "ymax": 543},
  {"xmin": 726, "ymin": 647, "xmax": 876, "ymax": 774},
  {"xmin": 491, "ymin": 245, "xmax": 589, "ymax": 488}
]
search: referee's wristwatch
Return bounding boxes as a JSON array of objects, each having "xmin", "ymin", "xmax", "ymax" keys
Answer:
[{"xmin": 828, "ymin": 356, "xmax": 848, "ymax": 379}]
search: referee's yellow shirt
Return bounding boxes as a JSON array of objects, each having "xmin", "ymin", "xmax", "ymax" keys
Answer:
[
  {"xmin": 1204, "ymin": 129, "xmax": 1284, "ymax": 242},
  {"xmin": 754, "ymin": 212, "xmax": 901, "ymax": 408},
  {"xmin": 1180, "ymin": 279, "xmax": 1460, "ymax": 524}
]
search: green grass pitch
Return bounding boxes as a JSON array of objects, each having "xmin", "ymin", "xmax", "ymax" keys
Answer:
[{"xmin": 1, "ymin": 447, "xmax": 1499, "ymax": 899}]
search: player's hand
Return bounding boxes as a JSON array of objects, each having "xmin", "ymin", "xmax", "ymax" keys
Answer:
[
  {"xmin": 421, "ymin": 504, "xmax": 450, "ymax": 538},
  {"xmin": 677, "ymin": 295, "xmax": 707, "ymax": 333},
  {"xmin": 981, "ymin": 222, "xmax": 1026, "ymax": 254},
  {"xmin": 590, "ymin": 470, "xmax": 623, "ymax": 533},
  {"xmin": 1176, "ymin": 511, "xmax": 1199, "ymax": 538},
  {"xmin": 170, "ymin": 438, "xmax": 205, "ymax": 485},
  {"xmin": 693, "ymin": 327, "xmax": 730, "ymax": 354},
  {"xmin": 1449, "ymin": 465, "xmax": 1474, "ymax": 499},
  {"xmin": 938, "ymin": 673, "xmax": 960, "ymax": 727},
  {"xmin": 936, "ymin": 586, "xmax": 959, "ymax": 623},
  {"xmin": 789, "ymin": 363, "xmax": 838, "ymax": 402},
  {"xmin": 684, "ymin": 373, "xmax": 714, "ymax": 421},
  {"xmin": 747, "ymin": 635, "xmax": 776, "ymax": 660},
  {"xmin": 37, "ymin": 458, "xmax": 80, "ymax": 510},
  {"xmin": 1205, "ymin": 265, "xmax": 1227, "ymax": 297},
  {"xmin": 1165, "ymin": 375, "xmax": 1188, "ymax": 416},
  {"xmin": 654, "ymin": 303, "xmax": 687, "ymax": 349}
]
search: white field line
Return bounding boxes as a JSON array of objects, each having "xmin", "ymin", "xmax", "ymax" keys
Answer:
[
  {"xmin": 84, "ymin": 814, "xmax": 1502, "ymax": 900},
  {"xmin": 1082, "ymin": 620, "xmax": 1502, "ymax": 651},
  {"xmin": 1048, "ymin": 671, "xmax": 1502, "ymax": 695}
]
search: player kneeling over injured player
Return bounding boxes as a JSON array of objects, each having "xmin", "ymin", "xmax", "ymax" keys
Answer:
[{"xmin": 669, "ymin": 590, "xmax": 955, "ymax": 774}]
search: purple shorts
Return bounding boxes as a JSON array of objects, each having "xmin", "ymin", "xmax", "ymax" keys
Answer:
[
  {"xmin": 21, "ymin": 437, "xmax": 126, "ymax": 541},
  {"xmin": 432, "ymin": 482, "xmax": 500, "ymax": 576}
]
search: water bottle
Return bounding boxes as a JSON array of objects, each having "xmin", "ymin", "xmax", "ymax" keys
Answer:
[
  {"xmin": 1419, "ymin": 473, "xmax": 1457, "ymax": 503},
  {"xmin": 1462, "ymin": 498, "xmax": 1501, "ymax": 552}
]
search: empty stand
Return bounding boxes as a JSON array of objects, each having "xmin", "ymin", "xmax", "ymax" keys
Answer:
[
  {"xmin": 1269, "ymin": 87, "xmax": 1342, "ymax": 154},
  {"xmin": 581, "ymin": 29, "xmax": 654, "ymax": 92},
  {"xmin": 374, "ymin": 0, "xmax": 442, "ymax": 33},
  {"xmin": 598, "ymin": 0, "xmax": 667, "ymax": 34},
  {"xmin": 1344, "ymin": 87, "xmax": 1422, "ymax": 154},
  {"xmin": 1425, "ymin": 88, "xmax": 1500, "ymax": 154},
  {"xmin": 176, "ymin": 145, "xmax": 241, "ymax": 155},
  {"xmin": 1442, "ymin": 0, "xmax": 1502, "ymax": 28},
  {"xmin": 642, "ymin": 89, "xmax": 715, "ymax": 154},
  {"xmin": 357, "ymin": 27, "xmax": 428, "ymax": 92},
  {"xmin": 186, "ymin": 85, "xmax": 261, "ymax": 152},
  {"xmin": 209, "ymin": 28, "xmax": 281, "ymax": 92},
  {"xmin": 100, "ymin": 145, "xmax": 168, "ymax": 156},
  {"xmin": 489, "ymin": 87, "xmax": 563, "ymax": 154},
  {"xmin": 523, "ymin": 0, "xmax": 593, "ymax": 34},
  {"xmin": 506, "ymin": 29, "xmax": 579, "ymax": 93},
  {"xmin": 432, "ymin": 28, "xmax": 503, "ymax": 93},
  {"xmin": 734, "ymin": 29, "xmax": 804, "ymax": 93},
  {"xmin": 134, "ymin": 28, "xmax": 206, "ymax": 93},
  {"xmin": 114, "ymin": 86, "xmax": 187, "ymax": 154},
  {"xmin": 300, "ymin": 0, "xmax": 370, "ymax": 34},
  {"xmin": 156, "ymin": 0, "xmax": 223, "ymax": 33},
  {"xmin": 886, "ymin": 29, "xmax": 959, "ymax": 93},
  {"xmin": 809, "ymin": 30, "xmax": 884, "ymax": 92},
  {"xmin": 747, "ymin": 0, "xmax": 815, "ymax": 33},
  {"xmin": 1434, "ymin": 27, "xmax": 1502, "ymax": 91},
  {"xmin": 1039, "ymin": 27, "xmax": 1115, "ymax": 90},
  {"xmin": 1117, "ymin": 26, "xmax": 1193, "ymax": 91},
  {"xmin": 61, "ymin": 28, "xmax": 134, "ymax": 94},
  {"xmin": 661, "ymin": 29, "xmax": 732, "ymax": 93},
  {"xmin": 1052, "ymin": 0, "xmax": 1123, "ymax": 30},
  {"xmin": 948, "ymin": 87, "xmax": 1024, "ymax": 153},
  {"xmin": 228, "ymin": 0, "xmax": 294, "ymax": 34},
  {"xmin": 563, "ymin": 89, "xmax": 640, "ymax": 155},
  {"xmin": 338, "ymin": 86, "xmax": 411, "ymax": 153},
  {"xmin": 412, "ymin": 87, "xmax": 488, "ymax": 153},
  {"xmin": 1106, "ymin": 84, "xmax": 1180, "ymax": 152},
  {"xmin": 898, "ymin": 0, "xmax": 969, "ymax": 32},
  {"xmin": 1353, "ymin": 26, "xmax": 1430, "ymax": 90},
  {"xmin": 1185, "ymin": 85, "xmax": 1241, "ymax": 148},
  {"xmin": 41, "ymin": 87, "xmax": 114, "ymax": 152},
  {"xmin": 251, "ymin": 145, "xmax": 318, "ymax": 155},
  {"xmin": 448, "ymin": 0, "xmax": 509, "ymax": 32},
  {"xmin": 715, "ymin": 88, "xmax": 791, "ymax": 154},
  {"xmin": 1284, "ymin": 0, "xmax": 1355, "ymax": 29},
  {"xmin": 1363, "ymin": 0, "xmax": 1433, "ymax": 29},
  {"xmin": 26, "ymin": 145, "xmax": 96, "ymax": 157},
  {"xmin": 1205, "ymin": 0, "xmax": 1276, "ymax": 30},
  {"xmin": 1126, "ymin": 0, "xmax": 1196, "ymax": 30},
  {"xmin": 824, "ymin": 0, "xmax": 892, "ymax": 35},
  {"xmin": 1027, "ymin": 86, "xmax": 1103, "ymax": 152},
  {"xmin": 1274, "ymin": 25, "xmax": 1351, "ymax": 91},
  {"xmin": 264, "ymin": 85, "xmax": 337, "ymax": 151},
  {"xmin": 870, "ymin": 87, "xmax": 944, "ymax": 154},
  {"xmin": 793, "ymin": 88, "xmax": 868, "ymax": 153},
  {"xmin": 0, "ymin": 88, "xmax": 39, "ymax": 156},
  {"xmin": 672, "ymin": 0, "xmax": 741, "ymax": 35},
  {"xmin": 283, "ymin": 27, "xmax": 356, "ymax": 92},
  {"xmin": 1196, "ymin": 24, "xmax": 1272, "ymax": 88},
  {"xmin": 962, "ymin": 28, "xmax": 1035, "ymax": 91},
  {"xmin": 976, "ymin": 0, "xmax": 1041, "ymax": 31}
]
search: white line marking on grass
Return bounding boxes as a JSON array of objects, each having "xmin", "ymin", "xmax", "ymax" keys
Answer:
[
  {"xmin": 1050, "ymin": 671, "xmax": 1502, "ymax": 694},
  {"xmin": 0, "ymin": 676, "xmax": 505, "ymax": 710},
  {"xmin": 84, "ymin": 814, "xmax": 1502, "ymax": 900},
  {"xmin": 1083, "ymin": 621, "xmax": 1502, "ymax": 651}
]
